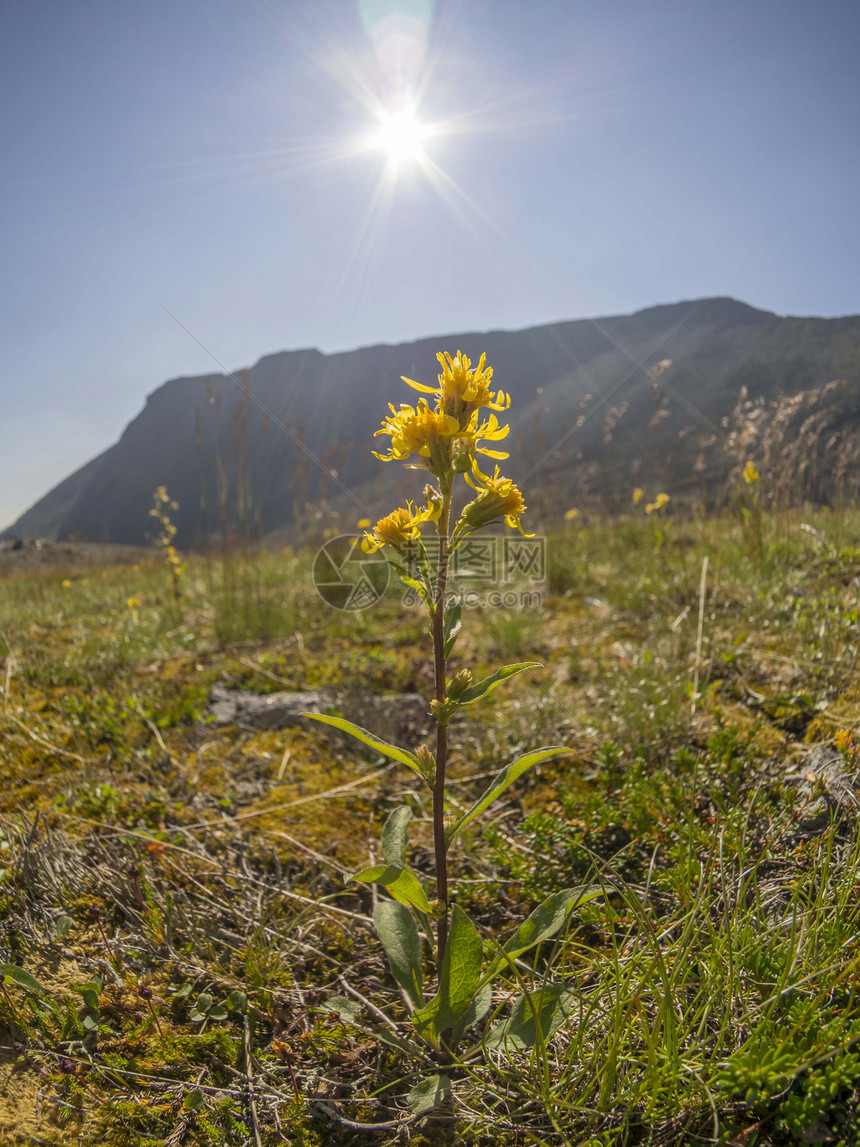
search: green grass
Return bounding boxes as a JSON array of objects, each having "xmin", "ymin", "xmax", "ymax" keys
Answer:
[{"xmin": 1, "ymin": 506, "xmax": 860, "ymax": 1144}]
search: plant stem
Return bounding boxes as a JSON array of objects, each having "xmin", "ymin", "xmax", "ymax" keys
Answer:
[{"xmin": 432, "ymin": 478, "xmax": 453, "ymax": 970}]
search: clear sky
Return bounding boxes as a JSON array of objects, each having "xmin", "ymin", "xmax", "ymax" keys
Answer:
[{"xmin": 2, "ymin": 0, "xmax": 859, "ymax": 530}]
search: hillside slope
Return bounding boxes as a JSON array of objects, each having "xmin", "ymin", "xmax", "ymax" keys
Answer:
[{"xmin": 8, "ymin": 297, "xmax": 860, "ymax": 545}]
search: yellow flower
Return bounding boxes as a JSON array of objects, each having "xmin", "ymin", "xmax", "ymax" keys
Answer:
[
  {"xmin": 373, "ymin": 399, "xmax": 460, "ymax": 475},
  {"xmin": 165, "ymin": 546, "xmax": 184, "ymax": 570},
  {"xmin": 463, "ymin": 466, "xmax": 533, "ymax": 535},
  {"xmin": 452, "ymin": 410, "xmax": 510, "ymax": 473},
  {"xmin": 834, "ymin": 728, "xmax": 853, "ymax": 753},
  {"xmin": 647, "ymin": 493, "xmax": 670, "ymax": 513},
  {"xmin": 127, "ymin": 596, "xmax": 141, "ymax": 609},
  {"xmin": 62, "ymin": 579, "xmax": 71, "ymax": 589},
  {"xmin": 402, "ymin": 351, "xmax": 510, "ymax": 429},
  {"xmin": 564, "ymin": 507, "xmax": 579, "ymax": 521},
  {"xmin": 361, "ymin": 500, "xmax": 441, "ymax": 553},
  {"xmin": 742, "ymin": 460, "xmax": 759, "ymax": 485},
  {"xmin": 632, "ymin": 487, "xmax": 644, "ymax": 505},
  {"xmin": 375, "ymin": 352, "xmax": 514, "ymax": 482},
  {"xmin": 357, "ymin": 518, "xmax": 371, "ymax": 530}
]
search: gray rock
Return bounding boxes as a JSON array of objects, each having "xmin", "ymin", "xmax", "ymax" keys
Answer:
[
  {"xmin": 207, "ymin": 684, "xmax": 334, "ymax": 729},
  {"xmin": 784, "ymin": 744, "xmax": 859, "ymax": 834},
  {"xmin": 206, "ymin": 685, "xmax": 432, "ymax": 746}
]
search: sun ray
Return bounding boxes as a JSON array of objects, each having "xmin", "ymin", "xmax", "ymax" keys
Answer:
[{"xmin": 317, "ymin": 165, "xmax": 396, "ymax": 328}]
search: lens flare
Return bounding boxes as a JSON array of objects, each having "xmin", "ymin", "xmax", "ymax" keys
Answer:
[{"xmin": 372, "ymin": 106, "xmax": 429, "ymax": 168}]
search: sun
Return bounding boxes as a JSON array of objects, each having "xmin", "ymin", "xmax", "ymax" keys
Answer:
[{"xmin": 372, "ymin": 107, "xmax": 430, "ymax": 169}]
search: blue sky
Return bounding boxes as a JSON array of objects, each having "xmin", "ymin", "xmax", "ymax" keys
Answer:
[{"xmin": 2, "ymin": 0, "xmax": 859, "ymax": 529}]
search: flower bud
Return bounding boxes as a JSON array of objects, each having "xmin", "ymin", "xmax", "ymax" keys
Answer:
[
  {"xmin": 415, "ymin": 745, "xmax": 436, "ymax": 782},
  {"xmin": 447, "ymin": 669, "xmax": 473, "ymax": 700},
  {"xmin": 429, "ymin": 699, "xmax": 447, "ymax": 723},
  {"xmin": 423, "ymin": 484, "xmax": 443, "ymax": 514}
]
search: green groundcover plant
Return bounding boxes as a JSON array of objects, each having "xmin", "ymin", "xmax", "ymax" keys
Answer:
[{"xmin": 303, "ymin": 351, "xmax": 600, "ymax": 1105}]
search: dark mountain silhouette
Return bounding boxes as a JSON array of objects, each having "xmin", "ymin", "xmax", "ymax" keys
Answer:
[{"xmin": 7, "ymin": 298, "xmax": 860, "ymax": 546}]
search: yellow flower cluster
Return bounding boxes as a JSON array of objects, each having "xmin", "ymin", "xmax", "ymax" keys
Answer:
[
  {"xmin": 362, "ymin": 499, "xmax": 441, "ymax": 554},
  {"xmin": 165, "ymin": 545, "xmax": 183, "ymax": 570},
  {"xmin": 150, "ymin": 486, "xmax": 185, "ymax": 594},
  {"xmin": 742, "ymin": 460, "xmax": 759, "ymax": 485},
  {"xmin": 374, "ymin": 351, "xmax": 511, "ymax": 479},
  {"xmin": 403, "ymin": 351, "xmax": 510, "ymax": 424},
  {"xmin": 366, "ymin": 351, "xmax": 532, "ymax": 548},
  {"xmin": 645, "ymin": 492, "xmax": 670, "ymax": 514},
  {"xmin": 463, "ymin": 467, "xmax": 532, "ymax": 536},
  {"xmin": 834, "ymin": 728, "xmax": 853, "ymax": 754}
]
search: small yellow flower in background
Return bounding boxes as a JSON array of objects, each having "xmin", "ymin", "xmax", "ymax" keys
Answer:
[
  {"xmin": 357, "ymin": 518, "xmax": 371, "ymax": 530},
  {"xmin": 127, "ymin": 597, "xmax": 141, "ymax": 609},
  {"xmin": 62, "ymin": 579, "xmax": 71, "ymax": 589},
  {"xmin": 834, "ymin": 728, "xmax": 853, "ymax": 754},
  {"xmin": 81, "ymin": 578, "xmax": 89, "ymax": 585},
  {"xmin": 463, "ymin": 467, "xmax": 533, "ymax": 535},
  {"xmin": 564, "ymin": 508, "xmax": 580, "ymax": 521},
  {"xmin": 743, "ymin": 460, "xmax": 759, "ymax": 485},
  {"xmin": 150, "ymin": 486, "xmax": 184, "ymax": 600},
  {"xmin": 646, "ymin": 492, "xmax": 670, "ymax": 514},
  {"xmin": 633, "ymin": 487, "xmax": 644, "ymax": 505}
]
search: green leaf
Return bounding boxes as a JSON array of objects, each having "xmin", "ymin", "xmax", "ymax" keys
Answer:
[
  {"xmin": 485, "ymin": 984, "xmax": 577, "ymax": 1051},
  {"xmin": 351, "ymin": 865, "xmax": 433, "ymax": 915},
  {"xmin": 225, "ymin": 990, "xmax": 247, "ymax": 1013},
  {"xmin": 316, "ymin": 995, "xmax": 362, "ymax": 1023},
  {"xmin": 79, "ymin": 986, "xmax": 100, "ymax": 1011},
  {"xmin": 450, "ymin": 747, "xmax": 573, "ymax": 840},
  {"xmin": 184, "ymin": 1088, "xmax": 206, "ymax": 1111},
  {"xmin": 374, "ymin": 900, "xmax": 424, "ymax": 1008},
  {"xmin": 456, "ymin": 662, "xmax": 543, "ymax": 706},
  {"xmin": 493, "ymin": 886, "xmax": 603, "ymax": 971},
  {"xmin": 381, "ymin": 806, "xmax": 412, "ymax": 868},
  {"xmin": 443, "ymin": 599, "xmax": 462, "ymax": 658},
  {"xmin": 407, "ymin": 1073, "xmax": 451, "ymax": 1115},
  {"xmin": 387, "ymin": 556, "xmax": 432, "ymax": 607},
  {"xmin": 413, "ymin": 905, "xmax": 482, "ymax": 1043},
  {"xmin": 397, "ymin": 572, "xmax": 432, "ymax": 608},
  {"xmin": 300, "ymin": 713, "xmax": 424, "ymax": 778},
  {"xmin": 209, "ymin": 1007, "xmax": 228, "ymax": 1021},
  {"xmin": 82, "ymin": 1013, "xmax": 99, "ymax": 1032},
  {"xmin": 55, "ymin": 915, "xmax": 74, "ymax": 941},
  {"xmin": 377, "ymin": 1026, "xmax": 425, "ymax": 1057},
  {"xmin": 196, "ymin": 992, "xmax": 212, "ymax": 1012},
  {"xmin": 0, "ymin": 964, "xmax": 46, "ymax": 994},
  {"xmin": 450, "ymin": 981, "xmax": 493, "ymax": 1043}
]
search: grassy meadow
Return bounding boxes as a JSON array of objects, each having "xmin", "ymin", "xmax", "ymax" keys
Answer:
[{"xmin": 1, "ymin": 504, "xmax": 860, "ymax": 1145}]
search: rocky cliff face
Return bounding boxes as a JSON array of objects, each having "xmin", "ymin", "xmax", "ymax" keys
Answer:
[{"xmin": 7, "ymin": 298, "xmax": 860, "ymax": 545}]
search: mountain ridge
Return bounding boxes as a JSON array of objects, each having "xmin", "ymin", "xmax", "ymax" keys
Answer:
[{"xmin": 7, "ymin": 297, "xmax": 860, "ymax": 545}]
